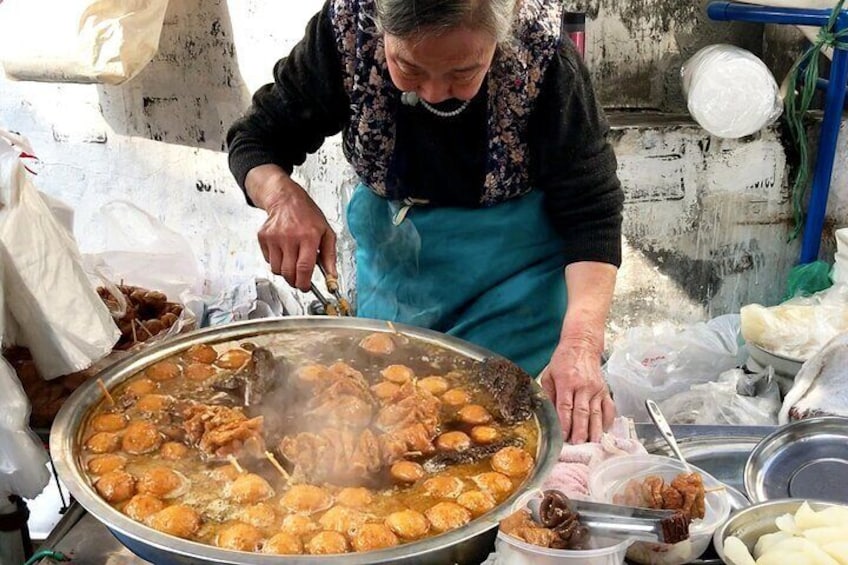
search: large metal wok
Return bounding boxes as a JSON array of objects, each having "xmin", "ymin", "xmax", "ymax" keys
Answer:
[{"xmin": 51, "ymin": 317, "xmax": 562, "ymax": 564}]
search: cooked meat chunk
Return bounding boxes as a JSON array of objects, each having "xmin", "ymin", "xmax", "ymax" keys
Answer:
[{"xmin": 182, "ymin": 404, "xmax": 264, "ymax": 459}]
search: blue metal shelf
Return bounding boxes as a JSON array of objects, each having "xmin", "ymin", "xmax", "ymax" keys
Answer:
[{"xmin": 708, "ymin": 1, "xmax": 848, "ymax": 263}]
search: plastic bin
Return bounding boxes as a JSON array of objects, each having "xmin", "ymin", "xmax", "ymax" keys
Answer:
[{"xmin": 588, "ymin": 454, "xmax": 731, "ymax": 565}]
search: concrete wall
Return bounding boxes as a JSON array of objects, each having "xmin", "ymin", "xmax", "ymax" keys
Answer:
[{"xmin": 1, "ymin": 0, "xmax": 845, "ymax": 350}]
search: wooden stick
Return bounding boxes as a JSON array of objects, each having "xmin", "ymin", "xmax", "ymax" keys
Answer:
[
  {"xmin": 705, "ymin": 485, "xmax": 726, "ymax": 494},
  {"xmin": 131, "ymin": 318, "xmax": 138, "ymax": 344},
  {"xmin": 135, "ymin": 318, "xmax": 154, "ymax": 339},
  {"xmin": 97, "ymin": 378, "xmax": 115, "ymax": 407},
  {"xmin": 227, "ymin": 454, "xmax": 245, "ymax": 475},
  {"xmin": 265, "ymin": 451, "xmax": 291, "ymax": 483},
  {"xmin": 387, "ymin": 321, "xmax": 398, "ymax": 334}
]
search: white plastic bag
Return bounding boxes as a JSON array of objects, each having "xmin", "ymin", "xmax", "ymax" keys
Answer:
[
  {"xmin": 659, "ymin": 367, "xmax": 781, "ymax": 426},
  {"xmin": 604, "ymin": 314, "xmax": 748, "ymax": 420},
  {"xmin": 780, "ymin": 331, "xmax": 848, "ymax": 423},
  {"xmin": 0, "ymin": 355, "xmax": 49, "ymax": 500},
  {"xmin": 741, "ymin": 284, "xmax": 848, "ymax": 360},
  {"xmin": 0, "ymin": 130, "xmax": 120, "ymax": 379},
  {"xmin": 682, "ymin": 44, "xmax": 784, "ymax": 139},
  {"xmin": 84, "ymin": 201, "xmax": 203, "ymax": 301},
  {"xmin": 0, "ymin": 0, "xmax": 169, "ymax": 85}
]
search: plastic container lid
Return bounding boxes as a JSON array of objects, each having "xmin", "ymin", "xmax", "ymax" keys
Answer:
[{"xmin": 588, "ymin": 454, "xmax": 731, "ymax": 565}]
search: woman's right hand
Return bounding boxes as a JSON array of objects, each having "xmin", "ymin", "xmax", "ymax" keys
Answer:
[{"xmin": 245, "ymin": 164, "xmax": 337, "ymax": 291}]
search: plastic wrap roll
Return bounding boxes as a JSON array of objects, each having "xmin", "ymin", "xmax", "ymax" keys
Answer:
[{"xmin": 682, "ymin": 44, "xmax": 783, "ymax": 139}]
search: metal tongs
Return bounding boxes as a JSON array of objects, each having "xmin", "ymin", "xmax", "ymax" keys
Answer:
[
  {"xmin": 527, "ymin": 496, "xmax": 690, "ymax": 544},
  {"xmin": 310, "ymin": 263, "xmax": 352, "ymax": 316}
]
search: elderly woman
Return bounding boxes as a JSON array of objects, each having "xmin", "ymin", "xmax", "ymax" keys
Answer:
[{"xmin": 227, "ymin": 0, "xmax": 624, "ymax": 443}]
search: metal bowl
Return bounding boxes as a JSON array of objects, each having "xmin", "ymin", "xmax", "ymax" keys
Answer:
[
  {"xmin": 51, "ymin": 317, "xmax": 563, "ymax": 565},
  {"xmin": 746, "ymin": 343, "xmax": 804, "ymax": 378},
  {"xmin": 713, "ymin": 498, "xmax": 845, "ymax": 564}
]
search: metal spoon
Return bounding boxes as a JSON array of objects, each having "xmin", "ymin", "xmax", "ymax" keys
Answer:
[{"xmin": 645, "ymin": 399, "xmax": 692, "ymax": 472}]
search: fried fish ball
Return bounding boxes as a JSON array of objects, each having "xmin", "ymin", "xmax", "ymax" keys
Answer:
[
  {"xmin": 390, "ymin": 461, "xmax": 426, "ymax": 484},
  {"xmin": 359, "ymin": 332, "xmax": 395, "ymax": 355},
  {"xmin": 281, "ymin": 514, "xmax": 319, "ymax": 537},
  {"xmin": 134, "ymin": 394, "xmax": 171, "ymax": 414},
  {"xmin": 145, "ymin": 361, "xmax": 181, "ymax": 382},
  {"xmin": 472, "ymin": 472, "xmax": 514, "ymax": 498},
  {"xmin": 352, "ymin": 523, "xmax": 399, "ymax": 552},
  {"xmin": 425, "ymin": 502, "xmax": 472, "ymax": 532},
  {"xmin": 336, "ymin": 487, "xmax": 373, "ymax": 509},
  {"xmin": 122, "ymin": 421, "xmax": 162, "ymax": 455},
  {"xmin": 211, "ymin": 465, "xmax": 242, "ymax": 483},
  {"xmin": 318, "ymin": 506, "xmax": 368, "ymax": 535},
  {"xmin": 91, "ymin": 413, "xmax": 128, "ymax": 433},
  {"xmin": 457, "ymin": 405, "xmax": 493, "ymax": 426},
  {"xmin": 457, "ymin": 490, "xmax": 496, "ymax": 517},
  {"xmin": 216, "ymin": 522, "xmax": 264, "ymax": 552},
  {"xmin": 124, "ymin": 494, "xmax": 165, "ymax": 521},
  {"xmin": 86, "ymin": 431, "xmax": 121, "ymax": 454},
  {"xmin": 215, "ymin": 349, "xmax": 252, "ymax": 370},
  {"xmin": 418, "ymin": 376, "xmax": 449, "ymax": 396},
  {"xmin": 137, "ymin": 467, "xmax": 186, "ymax": 498},
  {"xmin": 229, "ymin": 473, "xmax": 275, "ymax": 504},
  {"xmin": 435, "ymin": 431, "xmax": 472, "ymax": 452},
  {"xmin": 185, "ymin": 344, "xmax": 218, "ymax": 364},
  {"xmin": 491, "ymin": 446, "xmax": 534, "ymax": 477},
  {"xmin": 184, "ymin": 363, "xmax": 216, "ymax": 382},
  {"xmin": 469, "ymin": 428, "xmax": 499, "ymax": 446},
  {"xmin": 423, "ymin": 476, "xmax": 464, "ymax": 499},
  {"xmin": 371, "ymin": 381, "xmax": 401, "ymax": 402},
  {"xmin": 87, "ymin": 454, "xmax": 127, "ymax": 475},
  {"xmin": 125, "ymin": 378, "xmax": 157, "ymax": 398},
  {"xmin": 240, "ymin": 503, "xmax": 278, "ymax": 530},
  {"xmin": 280, "ymin": 485, "xmax": 333, "ymax": 514},
  {"xmin": 385, "ymin": 509, "xmax": 430, "ymax": 540},
  {"xmin": 147, "ymin": 505, "xmax": 201, "ymax": 539},
  {"xmin": 442, "ymin": 388, "xmax": 470, "ymax": 407},
  {"xmin": 263, "ymin": 532, "xmax": 304, "ymax": 555},
  {"xmin": 306, "ymin": 531, "xmax": 349, "ymax": 555},
  {"xmin": 381, "ymin": 364, "xmax": 414, "ymax": 384},
  {"xmin": 96, "ymin": 470, "xmax": 136, "ymax": 503},
  {"xmin": 160, "ymin": 442, "xmax": 189, "ymax": 460}
]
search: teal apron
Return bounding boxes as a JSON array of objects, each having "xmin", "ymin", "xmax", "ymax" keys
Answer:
[{"xmin": 347, "ymin": 184, "xmax": 567, "ymax": 376}]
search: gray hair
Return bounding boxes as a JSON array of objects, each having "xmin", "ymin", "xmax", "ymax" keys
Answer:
[{"xmin": 374, "ymin": 0, "xmax": 519, "ymax": 43}]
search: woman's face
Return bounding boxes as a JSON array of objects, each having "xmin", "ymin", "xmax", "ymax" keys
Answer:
[{"xmin": 384, "ymin": 26, "xmax": 497, "ymax": 104}]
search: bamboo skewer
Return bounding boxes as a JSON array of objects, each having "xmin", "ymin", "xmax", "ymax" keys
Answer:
[
  {"xmin": 705, "ymin": 485, "xmax": 726, "ymax": 494},
  {"xmin": 135, "ymin": 318, "xmax": 154, "ymax": 339},
  {"xmin": 97, "ymin": 378, "xmax": 115, "ymax": 406},
  {"xmin": 265, "ymin": 451, "xmax": 291, "ymax": 484},
  {"xmin": 227, "ymin": 454, "xmax": 245, "ymax": 475}
]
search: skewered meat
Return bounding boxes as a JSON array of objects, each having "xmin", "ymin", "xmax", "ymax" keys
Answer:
[
  {"xmin": 182, "ymin": 404, "xmax": 264, "ymax": 459},
  {"xmin": 279, "ymin": 428, "xmax": 381, "ymax": 484},
  {"xmin": 614, "ymin": 472, "xmax": 706, "ymax": 521}
]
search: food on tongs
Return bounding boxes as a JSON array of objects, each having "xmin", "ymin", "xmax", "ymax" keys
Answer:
[{"xmin": 500, "ymin": 490, "xmax": 590, "ymax": 550}]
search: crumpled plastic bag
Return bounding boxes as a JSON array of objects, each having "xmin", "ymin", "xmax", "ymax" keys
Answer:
[
  {"xmin": 659, "ymin": 367, "xmax": 781, "ymax": 426},
  {"xmin": 682, "ymin": 44, "xmax": 783, "ymax": 139},
  {"xmin": 0, "ymin": 355, "xmax": 49, "ymax": 500},
  {"xmin": 0, "ymin": 0, "xmax": 169, "ymax": 85},
  {"xmin": 605, "ymin": 314, "xmax": 748, "ymax": 421},
  {"xmin": 741, "ymin": 284, "xmax": 848, "ymax": 361},
  {"xmin": 780, "ymin": 331, "xmax": 848, "ymax": 423},
  {"xmin": 0, "ymin": 129, "xmax": 120, "ymax": 379}
]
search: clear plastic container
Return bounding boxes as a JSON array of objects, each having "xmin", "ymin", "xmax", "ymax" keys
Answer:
[
  {"xmin": 588, "ymin": 454, "xmax": 731, "ymax": 565},
  {"xmin": 493, "ymin": 490, "xmax": 632, "ymax": 565}
]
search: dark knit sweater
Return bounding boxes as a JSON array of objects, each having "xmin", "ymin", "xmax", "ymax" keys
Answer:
[{"xmin": 227, "ymin": 1, "xmax": 624, "ymax": 267}]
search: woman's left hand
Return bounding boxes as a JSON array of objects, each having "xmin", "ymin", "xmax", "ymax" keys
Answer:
[{"xmin": 541, "ymin": 341, "xmax": 615, "ymax": 444}]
